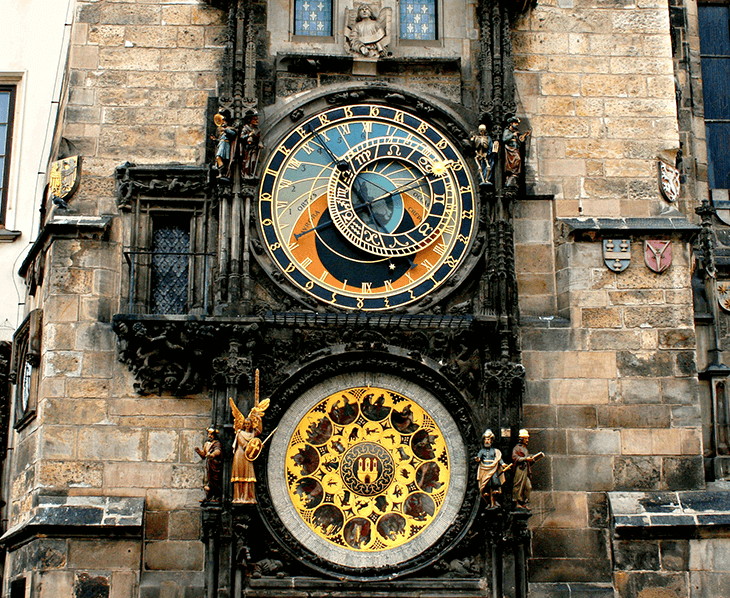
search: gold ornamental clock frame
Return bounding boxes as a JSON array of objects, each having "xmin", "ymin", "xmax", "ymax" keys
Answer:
[{"xmin": 253, "ymin": 88, "xmax": 482, "ymax": 313}]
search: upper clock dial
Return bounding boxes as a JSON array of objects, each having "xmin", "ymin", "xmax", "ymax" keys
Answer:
[{"xmin": 259, "ymin": 104, "xmax": 476, "ymax": 311}]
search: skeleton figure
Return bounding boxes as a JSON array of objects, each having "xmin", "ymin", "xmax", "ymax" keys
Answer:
[{"xmin": 345, "ymin": 4, "xmax": 392, "ymax": 58}]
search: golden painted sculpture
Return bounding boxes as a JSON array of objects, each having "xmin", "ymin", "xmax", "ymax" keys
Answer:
[{"xmin": 230, "ymin": 371, "xmax": 270, "ymax": 504}]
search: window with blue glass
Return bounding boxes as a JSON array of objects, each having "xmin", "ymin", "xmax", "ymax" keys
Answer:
[
  {"xmin": 400, "ymin": 0, "xmax": 437, "ymax": 41},
  {"xmin": 699, "ymin": 4, "xmax": 730, "ymax": 189},
  {"xmin": 294, "ymin": 0, "xmax": 333, "ymax": 36},
  {"xmin": 0, "ymin": 86, "xmax": 16, "ymax": 225}
]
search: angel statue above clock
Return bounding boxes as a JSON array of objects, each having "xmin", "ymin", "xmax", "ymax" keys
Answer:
[
  {"xmin": 345, "ymin": 3, "xmax": 392, "ymax": 58},
  {"xmin": 230, "ymin": 370, "xmax": 271, "ymax": 504}
]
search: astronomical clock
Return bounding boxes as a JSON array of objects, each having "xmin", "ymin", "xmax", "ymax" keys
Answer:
[
  {"xmin": 256, "ymin": 102, "xmax": 479, "ymax": 312},
  {"xmin": 242, "ymin": 93, "xmax": 494, "ymax": 584}
]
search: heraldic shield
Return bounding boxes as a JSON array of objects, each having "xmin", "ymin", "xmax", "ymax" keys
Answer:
[
  {"xmin": 644, "ymin": 240, "xmax": 672, "ymax": 274},
  {"xmin": 603, "ymin": 239, "xmax": 631, "ymax": 272},
  {"xmin": 49, "ymin": 155, "xmax": 82, "ymax": 208}
]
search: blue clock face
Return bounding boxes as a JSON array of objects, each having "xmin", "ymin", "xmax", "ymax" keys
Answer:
[{"xmin": 259, "ymin": 104, "xmax": 477, "ymax": 311}]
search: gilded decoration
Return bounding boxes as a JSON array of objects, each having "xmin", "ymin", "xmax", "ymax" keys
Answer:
[{"xmin": 283, "ymin": 385, "xmax": 451, "ymax": 553}]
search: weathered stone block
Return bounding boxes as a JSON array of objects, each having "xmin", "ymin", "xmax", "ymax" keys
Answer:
[
  {"xmin": 144, "ymin": 541, "xmax": 204, "ymax": 571},
  {"xmin": 147, "ymin": 430, "xmax": 179, "ymax": 463},
  {"xmin": 146, "ymin": 511, "xmax": 169, "ymax": 541},
  {"xmin": 617, "ymin": 351, "xmax": 673, "ymax": 378},
  {"xmin": 621, "ymin": 429, "xmax": 653, "ymax": 455},
  {"xmin": 38, "ymin": 461, "xmax": 103, "ymax": 489},
  {"xmin": 66, "ymin": 378, "xmax": 112, "ymax": 399},
  {"xmin": 660, "ymin": 540, "xmax": 689, "ymax": 571},
  {"xmin": 567, "ymin": 429, "xmax": 620, "ymax": 455},
  {"xmin": 613, "ymin": 539, "xmax": 659, "ymax": 571},
  {"xmin": 171, "ymin": 465, "xmax": 202, "ymax": 490},
  {"xmin": 624, "ymin": 307, "xmax": 693, "ymax": 329},
  {"xmin": 652, "ymin": 430, "xmax": 682, "ymax": 455},
  {"xmin": 614, "ymin": 456, "xmax": 661, "ymax": 490},
  {"xmin": 40, "ymin": 426, "xmax": 76, "ymax": 460},
  {"xmin": 671, "ymin": 404, "xmax": 701, "ymax": 427},
  {"xmin": 101, "ymin": 4, "xmax": 161, "ymax": 25},
  {"xmin": 168, "ymin": 510, "xmax": 201, "ymax": 541},
  {"xmin": 614, "ymin": 571, "xmax": 686, "ymax": 598},
  {"xmin": 528, "ymin": 557, "xmax": 611, "ymax": 583},
  {"xmin": 69, "ymin": 539, "xmax": 141, "ymax": 569},
  {"xmin": 688, "ymin": 571, "xmax": 730, "ymax": 598},
  {"xmin": 588, "ymin": 492, "xmax": 609, "ymax": 529},
  {"xmin": 110, "ymin": 571, "xmax": 138, "ymax": 598},
  {"xmin": 659, "ymin": 329, "xmax": 695, "ymax": 349},
  {"xmin": 620, "ymin": 378, "xmax": 662, "ymax": 404},
  {"xmin": 45, "ymin": 295, "xmax": 80, "ymax": 323},
  {"xmin": 44, "ymin": 398, "xmax": 108, "ymax": 425},
  {"xmin": 581, "ymin": 308, "xmax": 621, "ymax": 328},
  {"xmin": 78, "ymin": 429, "xmax": 144, "ymax": 462},
  {"xmin": 662, "ymin": 378, "xmax": 699, "ymax": 405},
  {"xmin": 531, "ymin": 429, "xmax": 568, "ymax": 455},
  {"xmin": 598, "ymin": 405, "xmax": 671, "ymax": 428},
  {"xmin": 552, "ymin": 456, "xmax": 613, "ymax": 491},
  {"xmin": 103, "ymin": 462, "xmax": 173, "ymax": 489},
  {"xmin": 663, "ymin": 457, "xmax": 703, "ymax": 490},
  {"xmin": 557, "ymin": 405, "xmax": 597, "ymax": 428},
  {"xmin": 552, "ymin": 379, "xmax": 610, "ymax": 404},
  {"xmin": 38, "ymin": 571, "xmax": 74, "ymax": 598},
  {"xmin": 146, "ymin": 489, "xmax": 202, "ymax": 511},
  {"xmin": 532, "ymin": 528, "xmax": 608, "ymax": 561},
  {"xmin": 585, "ymin": 330, "xmax": 641, "ymax": 351},
  {"xmin": 539, "ymin": 492, "xmax": 588, "ymax": 528}
]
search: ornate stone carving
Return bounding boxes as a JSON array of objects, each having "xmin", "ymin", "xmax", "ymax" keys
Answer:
[{"xmin": 344, "ymin": 3, "xmax": 392, "ymax": 58}]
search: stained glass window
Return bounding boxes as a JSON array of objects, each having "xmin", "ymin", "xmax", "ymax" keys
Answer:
[
  {"xmin": 699, "ymin": 4, "xmax": 730, "ymax": 189},
  {"xmin": 400, "ymin": 0, "xmax": 436, "ymax": 41},
  {"xmin": 294, "ymin": 0, "xmax": 333, "ymax": 36},
  {"xmin": 151, "ymin": 219, "xmax": 190, "ymax": 315}
]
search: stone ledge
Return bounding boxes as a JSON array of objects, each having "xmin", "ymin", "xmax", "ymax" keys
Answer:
[
  {"xmin": 609, "ymin": 491, "xmax": 730, "ymax": 535},
  {"xmin": 557, "ymin": 217, "xmax": 700, "ymax": 239},
  {"xmin": 0, "ymin": 495, "xmax": 144, "ymax": 549},
  {"xmin": 0, "ymin": 228, "xmax": 21, "ymax": 243},
  {"xmin": 528, "ymin": 582, "xmax": 616, "ymax": 598},
  {"xmin": 18, "ymin": 215, "xmax": 113, "ymax": 278}
]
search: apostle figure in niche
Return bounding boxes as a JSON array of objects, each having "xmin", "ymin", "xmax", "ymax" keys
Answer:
[
  {"xmin": 345, "ymin": 3, "xmax": 392, "ymax": 58},
  {"xmin": 511, "ymin": 428, "xmax": 544, "ymax": 510},
  {"xmin": 503, "ymin": 116, "xmax": 531, "ymax": 188},
  {"xmin": 230, "ymin": 393, "xmax": 269, "ymax": 504},
  {"xmin": 475, "ymin": 429, "xmax": 510, "ymax": 508},
  {"xmin": 195, "ymin": 427, "xmax": 223, "ymax": 502}
]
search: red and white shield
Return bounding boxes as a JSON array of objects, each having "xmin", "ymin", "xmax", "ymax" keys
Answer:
[{"xmin": 644, "ymin": 240, "xmax": 672, "ymax": 273}]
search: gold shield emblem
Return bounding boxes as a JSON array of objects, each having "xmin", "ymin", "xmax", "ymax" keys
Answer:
[{"xmin": 49, "ymin": 155, "xmax": 82, "ymax": 207}]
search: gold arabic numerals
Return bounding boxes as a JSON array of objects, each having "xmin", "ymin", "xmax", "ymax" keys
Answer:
[
  {"xmin": 343, "ymin": 106, "xmax": 354, "ymax": 118},
  {"xmin": 393, "ymin": 110, "xmax": 405, "ymax": 124}
]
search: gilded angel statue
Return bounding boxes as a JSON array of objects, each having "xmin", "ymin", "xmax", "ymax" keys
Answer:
[
  {"xmin": 345, "ymin": 3, "xmax": 392, "ymax": 58},
  {"xmin": 230, "ymin": 371, "xmax": 270, "ymax": 504}
]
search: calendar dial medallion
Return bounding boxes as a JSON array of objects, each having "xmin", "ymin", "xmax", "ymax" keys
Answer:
[
  {"xmin": 267, "ymin": 371, "xmax": 468, "ymax": 576},
  {"xmin": 258, "ymin": 104, "xmax": 477, "ymax": 311}
]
